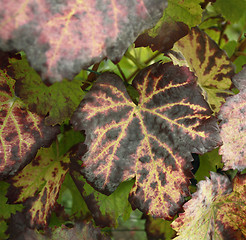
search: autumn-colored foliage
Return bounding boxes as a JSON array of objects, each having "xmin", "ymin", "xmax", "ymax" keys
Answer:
[{"xmin": 0, "ymin": 0, "xmax": 246, "ymax": 239}]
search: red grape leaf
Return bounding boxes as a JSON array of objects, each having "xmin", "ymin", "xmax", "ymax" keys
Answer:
[
  {"xmin": 0, "ymin": 56, "xmax": 59, "ymax": 178},
  {"xmin": 171, "ymin": 172, "xmax": 246, "ymax": 239},
  {"xmin": 134, "ymin": 21, "xmax": 189, "ymax": 53},
  {"xmin": 170, "ymin": 27, "xmax": 234, "ymax": 113},
  {"xmin": 0, "ymin": 0, "xmax": 167, "ymax": 82},
  {"xmin": 71, "ymin": 62, "xmax": 221, "ymax": 219},
  {"xmin": 7, "ymin": 144, "xmax": 70, "ymax": 227}
]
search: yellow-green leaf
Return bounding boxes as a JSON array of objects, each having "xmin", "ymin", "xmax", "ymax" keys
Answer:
[
  {"xmin": 172, "ymin": 27, "xmax": 234, "ymax": 113},
  {"xmin": 7, "ymin": 144, "xmax": 70, "ymax": 227}
]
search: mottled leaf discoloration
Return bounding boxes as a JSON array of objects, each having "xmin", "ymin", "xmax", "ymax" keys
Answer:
[
  {"xmin": 172, "ymin": 27, "xmax": 234, "ymax": 113},
  {"xmin": 0, "ymin": 58, "xmax": 59, "ymax": 178},
  {"xmin": 7, "ymin": 146, "xmax": 70, "ymax": 227},
  {"xmin": 172, "ymin": 172, "xmax": 246, "ymax": 239},
  {"xmin": 71, "ymin": 62, "xmax": 221, "ymax": 219},
  {"xmin": 219, "ymin": 67, "xmax": 246, "ymax": 171},
  {"xmin": 0, "ymin": 0, "xmax": 166, "ymax": 82}
]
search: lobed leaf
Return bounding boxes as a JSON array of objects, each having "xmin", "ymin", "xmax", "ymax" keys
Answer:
[
  {"xmin": 71, "ymin": 62, "xmax": 221, "ymax": 219},
  {"xmin": 171, "ymin": 27, "xmax": 234, "ymax": 113},
  {"xmin": 0, "ymin": 0, "xmax": 166, "ymax": 82},
  {"xmin": 172, "ymin": 172, "xmax": 246, "ymax": 239},
  {"xmin": 7, "ymin": 145, "xmax": 70, "ymax": 227},
  {"xmin": 0, "ymin": 56, "xmax": 59, "ymax": 178}
]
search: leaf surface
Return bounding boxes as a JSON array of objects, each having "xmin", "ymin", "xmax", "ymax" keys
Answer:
[
  {"xmin": 11, "ymin": 56, "xmax": 85, "ymax": 126},
  {"xmin": 213, "ymin": 0, "xmax": 246, "ymax": 23},
  {"xmin": 7, "ymin": 144, "xmax": 70, "ymax": 227},
  {"xmin": 171, "ymin": 27, "xmax": 234, "ymax": 113},
  {"xmin": 134, "ymin": 21, "xmax": 189, "ymax": 53},
  {"xmin": 71, "ymin": 62, "xmax": 221, "ymax": 219},
  {"xmin": 145, "ymin": 215, "xmax": 176, "ymax": 240},
  {"xmin": 163, "ymin": 0, "xmax": 203, "ymax": 27},
  {"xmin": 172, "ymin": 172, "xmax": 246, "ymax": 239},
  {"xmin": 0, "ymin": 55, "xmax": 59, "ymax": 178},
  {"xmin": 195, "ymin": 148, "xmax": 223, "ymax": 182},
  {"xmin": 219, "ymin": 68, "xmax": 246, "ymax": 171},
  {"xmin": 0, "ymin": 0, "xmax": 166, "ymax": 82}
]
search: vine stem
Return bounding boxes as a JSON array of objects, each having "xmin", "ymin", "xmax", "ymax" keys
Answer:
[{"xmin": 126, "ymin": 51, "xmax": 162, "ymax": 82}]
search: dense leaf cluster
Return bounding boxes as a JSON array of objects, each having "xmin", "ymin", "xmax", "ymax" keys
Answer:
[{"xmin": 0, "ymin": 0, "xmax": 246, "ymax": 239}]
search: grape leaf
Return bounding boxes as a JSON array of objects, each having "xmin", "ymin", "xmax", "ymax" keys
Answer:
[
  {"xmin": 10, "ymin": 56, "xmax": 85, "ymax": 126},
  {"xmin": 71, "ymin": 62, "xmax": 221, "ymax": 219},
  {"xmin": 134, "ymin": 21, "xmax": 189, "ymax": 53},
  {"xmin": 7, "ymin": 144, "xmax": 70, "ymax": 227},
  {"xmin": 213, "ymin": 0, "xmax": 246, "ymax": 23},
  {"xmin": 171, "ymin": 27, "xmax": 234, "ymax": 113},
  {"xmin": 171, "ymin": 172, "xmax": 246, "ymax": 239},
  {"xmin": 163, "ymin": 0, "xmax": 203, "ymax": 28},
  {"xmin": 0, "ymin": 0, "xmax": 167, "ymax": 82},
  {"xmin": 70, "ymin": 169, "xmax": 133, "ymax": 228},
  {"xmin": 219, "ymin": 68, "xmax": 246, "ymax": 171},
  {"xmin": 145, "ymin": 215, "xmax": 176, "ymax": 240},
  {"xmin": 0, "ymin": 56, "xmax": 59, "ymax": 178}
]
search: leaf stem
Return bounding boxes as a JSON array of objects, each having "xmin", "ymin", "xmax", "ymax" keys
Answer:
[{"xmin": 230, "ymin": 38, "xmax": 246, "ymax": 62}]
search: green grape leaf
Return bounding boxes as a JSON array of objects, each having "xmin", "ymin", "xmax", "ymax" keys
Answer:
[
  {"xmin": 171, "ymin": 27, "xmax": 234, "ymax": 113},
  {"xmin": 0, "ymin": 181, "xmax": 23, "ymax": 219},
  {"xmin": 0, "ymin": 220, "xmax": 8, "ymax": 240},
  {"xmin": 163, "ymin": 0, "xmax": 203, "ymax": 28},
  {"xmin": 145, "ymin": 215, "xmax": 176, "ymax": 240},
  {"xmin": 0, "ymin": 181, "xmax": 23, "ymax": 239},
  {"xmin": 213, "ymin": 0, "xmax": 246, "ymax": 23},
  {"xmin": 0, "ymin": 0, "xmax": 166, "ymax": 82},
  {"xmin": 7, "ymin": 144, "xmax": 70, "ymax": 227},
  {"xmin": 10, "ymin": 56, "xmax": 85, "ymax": 126},
  {"xmin": 0, "ymin": 53, "xmax": 59, "ymax": 178},
  {"xmin": 172, "ymin": 172, "xmax": 246, "ymax": 239},
  {"xmin": 70, "ymin": 169, "xmax": 133, "ymax": 228},
  {"xmin": 71, "ymin": 62, "xmax": 221, "ymax": 220},
  {"xmin": 219, "ymin": 67, "xmax": 246, "ymax": 171},
  {"xmin": 195, "ymin": 148, "xmax": 223, "ymax": 182}
]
